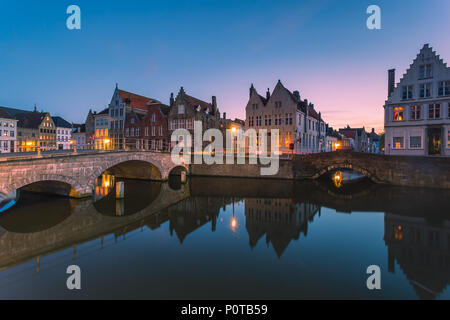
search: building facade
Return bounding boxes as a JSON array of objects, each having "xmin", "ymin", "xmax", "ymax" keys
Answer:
[
  {"xmin": 384, "ymin": 44, "xmax": 450, "ymax": 156},
  {"xmin": 108, "ymin": 84, "xmax": 161, "ymax": 150},
  {"xmin": 168, "ymin": 87, "xmax": 226, "ymax": 151},
  {"xmin": 339, "ymin": 126, "xmax": 370, "ymax": 153},
  {"xmin": 245, "ymin": 80, "xmax": 327, "ymax": 155},
  {"xmin": 94, "ymin": 109, "xmax": 112, "ymax": 150},
  {"xmin": 52, "ymin": 116, "xmax": 72, "ymax": 150},
  {"xmin": 0, "ymin": 109, "xmax": 17, "ymax": 153},
  {"xmin": 125, "ymin": 103, "xmax": 170, "ymax": 151}
]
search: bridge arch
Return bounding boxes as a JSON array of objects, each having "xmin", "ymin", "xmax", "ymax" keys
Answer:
[
  {"xmin": 3, "ymin": 174, "xmax": 84, "ymax": 197},
  {"xmin": 312, "ymin": 163, "xmax": 380, "ymax": 183}
]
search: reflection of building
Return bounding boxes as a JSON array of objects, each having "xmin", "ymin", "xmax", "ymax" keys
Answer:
[
  {"xmin": 52, "ymin": 116, "xmax": 72, "ymax": 150},
  {"xmin": 384, "ymin": 213, "xmax": 450, "ymax": 299},
  {"xmin": 0, "ymin": 109, "xmax": 18, "ymax": 153},
  {"xmin": 245, "ymin": 198, "xmax": 320, "ymax": 257},
  {"xmin": 384, "ymin": 44, "xmax": 450, "ymax": 156},
  {"xmin": 167, "ymin": 196, "xmax": 232, "ymax": 243}
]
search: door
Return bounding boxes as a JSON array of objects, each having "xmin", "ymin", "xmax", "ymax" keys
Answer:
[{"xmin": 428, "ymin": 128, "xmax": 441, "ymax": 155}]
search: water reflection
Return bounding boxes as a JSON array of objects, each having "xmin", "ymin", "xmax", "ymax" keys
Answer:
[
  {"xmin": 0, "ymin": 176, "xmax": 449, "ymax": 299},
  {"xmin": 0, "ymin": 191, "xmax": 73, "ymax": 233}
]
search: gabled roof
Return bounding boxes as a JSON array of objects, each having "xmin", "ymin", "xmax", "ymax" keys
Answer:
[
  {"xmin": 159, "ymin": 105, "xmax": 170, "ymax": 116},
  {"xmin": 15, "ymin": 112, "xmax": 47, "ymax": 129},
  {"xmin": 0, "ymin": 108, "xmax": 14, "ymax": 120},
  {"xmin": 52, "ymin": 116, "xmax": 72, "ymax": 128},
  {"xmin": 0, "ymin": 106, "xmax": 31, "ymax": 117},
  {"xmin": 118, "ymin": 89, "xmax": 161, "ymax": 112},
  {"xmin": 184, "ymin": 94, "xmax": 214, "ymax": 114}
]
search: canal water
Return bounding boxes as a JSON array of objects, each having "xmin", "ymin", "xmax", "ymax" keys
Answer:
[{"xmin": 0, "ymin": 176, "xmax": 449, "ymax": 300}]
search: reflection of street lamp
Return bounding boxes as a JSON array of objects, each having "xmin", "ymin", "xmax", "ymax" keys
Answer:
[{"xmin": 230, "ymin": 199, "xmax": 238, "ymax": 231}]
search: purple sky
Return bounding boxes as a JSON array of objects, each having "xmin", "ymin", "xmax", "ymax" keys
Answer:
[{"xmin": 0, "ymin": 0, "xmax": 449, "ymax": 133}]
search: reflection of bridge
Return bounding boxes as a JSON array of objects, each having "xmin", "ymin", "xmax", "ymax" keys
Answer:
[
  {"xmin": 0, "ymin": 151, "xmax": 187, "ymax": 198},
  {"xmin": 0, "ymin": 183, "xmax": 189, "ymax": 270}
]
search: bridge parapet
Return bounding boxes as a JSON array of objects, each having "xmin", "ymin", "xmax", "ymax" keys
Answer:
[{"xmin": 0, "ymin": 151, "xmax": 186, "ymax": 198}]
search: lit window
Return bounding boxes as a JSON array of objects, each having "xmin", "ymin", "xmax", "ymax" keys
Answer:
[
  {"xmin": 410, "ymin": 105, "xmax": 421, "ymax": 120},
  {"xmin": 393, "ymin": 137, "xmax": 404, "ymax": 149},
  {"xmin": 393, "ymin": 107, "xmax": 404, "ymax": 121}
]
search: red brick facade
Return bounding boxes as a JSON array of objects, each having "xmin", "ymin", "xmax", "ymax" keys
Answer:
[{"xmin": 124, "ymin": 104, "xmax": 170, "ymax": 151}]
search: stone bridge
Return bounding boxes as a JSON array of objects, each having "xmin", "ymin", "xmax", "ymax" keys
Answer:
[
  {"xmin": 293, "ymin": 151, "xmax": 450, "ymax": 189},
  {"xmin": 0, "ymin": 151, "xmax": 188, "ymax": 198}
]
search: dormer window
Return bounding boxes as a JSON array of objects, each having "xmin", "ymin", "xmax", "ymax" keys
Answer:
[
  {"xmin": 402, "ymin": 85, "xmax": 413, "ymax": 100},
  {"xmin": 178, "ymin": 104, "xmax": 185, "ymax": 115},
  {"xmin": 419, "ymin": 64, "xmax": 433, "ymax": 79}
]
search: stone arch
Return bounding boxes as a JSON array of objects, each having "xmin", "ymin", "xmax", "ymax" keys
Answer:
[
  {"xmin": 312, "ymin": 162, "xmax": 380, "ymax": 183},
  {"xmin": 6, "ymin": 174, "xmax": 84, "ymax": 198},
  {"xmin": 89, "ymin": 155, "xmax": 165, "ymax": 190}
]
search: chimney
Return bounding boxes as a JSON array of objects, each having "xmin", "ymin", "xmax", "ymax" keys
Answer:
[
  {"xmin": 170, "ymin": 93, "xmax": 174, "ymax": 107},
  {"xmin": 212, "ymin": 96, "xmax": 217, "ymax": 110},
  {"xmin": 223, "ymin": 112, "xmax": 227, "ymax": 119},
  {"xmin": 266, "ymin": 88, "xmax": 270, "ymax": 100},
  {"xmin": 293, "ymin": 91, "xmax": 300, "ymax": 101},
  {"xmin": 388, "ymin": 69, "xmax": 395, "ymax": 97}
]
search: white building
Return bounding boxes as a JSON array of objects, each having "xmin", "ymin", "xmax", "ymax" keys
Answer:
[
  {"xmin": 52, "ymin": 116, "xmax": 72, "ymax": 150},
  {"xmin": 384, "ymin": 44, "xmax": 450, "ymax": 156},
  {"xmin": 0, "ymin": 109, "xmax": 18, "ymax": 153},
  {"xmin": 245, "ymin": 80, "xmax": 328, "ymax": 154}
]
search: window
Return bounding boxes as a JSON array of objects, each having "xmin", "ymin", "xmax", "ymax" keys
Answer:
[
  {"xmin": 125, "ymin": 128, "xmax": 129, "ymax": 136},
  {"xmin": 159, "ymin": 126, "xmax": 163, "ymax": 136},
  {"xmin": 393, "ymin": 107, "xmax": 404, "ymax": 121},
  {"xmin": 410, "ymin": 136, "xmax": 421, "ymax": 149},
  {"xmin": 448, "ymin": 130, "xmax": 450, "ymax": 148},
  {"xmin": 419, "ymin": 64, "xmax": 433, "ymax": 79},
  {"xmin": 429, "ymin": 104, "xmax": 441, "ymax": 119},
  {"xmin": 410, "ymin": 105, "xmax": 421, "ymax": 120},
  {"xmin": 152, "ymin": 113, "xmax": 156, "ymax": 122},
  {"xmin": 178, "ymin": 105, "xmax": 185, "ymax": 115},
  {"xmin": 145, "ymin": 127, "xmax": 149, "ymax": 136},
  {"xmin": 285, "ymin": 132, "xmax": 292, "ymax": 147},
  {"xmin": 131, "ymin": 128, "xmax": 135, "ymax": 136},
  {"xmin": 10, "ymin": 131, "xmax": 14, "ymax": 137},
  {"xmin": 187, "ymin": 119, "xmax": 194, "ymax": 129},
  {"xmin": 119, "ymin": 109, "xmax": 123, "ymax": 117},
  {"xmin": 393, "ymin": 137, "xmax": 404, "ymax": 149},
  {"xmin": 131, "ymin": 118, "xmax": 135, "ymax": 124},
  {"xmin": 152, "ymin": 126, "xmax": 156, "ymax": 136},
  {"xmin": 438, "ymin": 81, "xmax": 450, "ymax": 96},
  {"xmin": 275, "ymin": 101, "xmax": 282, "ymax": 108},
  {"xmin": 420, "ymin": 83, "xmax": 432, "ymax": 98},
  {"xmin": 402, "ymin": 86, "xmax": 413, "ymax": 100},
  {"xmin": 268, "ymin": 115, "xmax": 271, "ymax": 126},
  {"xmin": 252, "ymin": 104, "xmax": 258, "ymax": 110}
]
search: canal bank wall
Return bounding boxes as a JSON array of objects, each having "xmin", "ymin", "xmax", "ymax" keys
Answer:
[{"xmin": 189, "ymin": 151, "xmax": 450, "ymax": 189}]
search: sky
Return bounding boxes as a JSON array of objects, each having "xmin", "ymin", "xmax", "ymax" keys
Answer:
[{"xmin": 0, "ymin": 0, "xmax": 449, "ymax": 133}]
